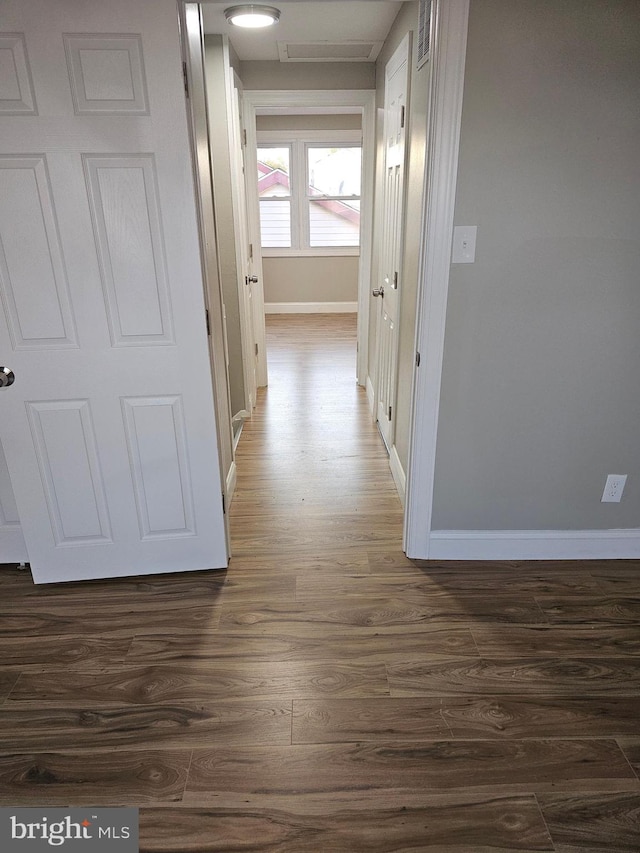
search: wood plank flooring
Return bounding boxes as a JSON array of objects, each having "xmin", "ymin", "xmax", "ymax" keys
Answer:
[{"xmin": 1, "ymin": 314, "xmax": 640, "ymax": 851}]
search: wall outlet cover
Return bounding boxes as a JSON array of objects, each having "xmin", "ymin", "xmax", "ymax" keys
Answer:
[{"xmin": 601, "ymin": 474, "xmax": 627, "ymax": 503}]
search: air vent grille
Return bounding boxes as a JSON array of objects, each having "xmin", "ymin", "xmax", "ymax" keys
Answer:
[
  {"xmin": 417, "ymin": 0, "xmax": 432, "ymax": 69},
  {"xmin": 278, "ymin": 41, "xmax": 383, "ymax": 63}
]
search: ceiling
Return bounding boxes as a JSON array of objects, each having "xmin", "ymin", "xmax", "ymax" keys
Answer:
[{"xmin": 200, "ymin": 1, "xmax": 403, "ymax": 62}]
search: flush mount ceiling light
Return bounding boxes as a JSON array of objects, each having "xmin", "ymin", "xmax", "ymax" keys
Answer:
[{"xmin": 224, "ymin": 5, "xmax": 281, "ymax": 28}]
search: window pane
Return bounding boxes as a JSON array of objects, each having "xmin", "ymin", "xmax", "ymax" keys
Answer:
[
  {"xmin": 307, "ymin": 147, "xmax": 361, "ymax": 198},
  {"xmin": 259, "ymin": 199, "xmax": 291, "ymax": 247},
  {"xmin": 309, "ymin": 199, "xmax": 360, "ymax": 247},
  {"xmin": 257, "ymin": 147, "xmax": 290, "ymax": 198}
]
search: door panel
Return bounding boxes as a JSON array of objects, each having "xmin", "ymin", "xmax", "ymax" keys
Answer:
[
  {"xmin": 0, "ymin": 0, "xmax": 228, "ymax": 583},
  {"xmin": 375, "ymin": 34, "xmax": 410, "ymax": 450},
  {"xmin": 83, "ymin": 155, "xmax": 174, "ymax": 346},
  {"xmin": 26, "ymin": 399, "xmax": 112, "ymax": 546},
  {"xmin": 0, "ymin": 156, "xmax": 77, "ymax": 349},
  {"xmin": 121, "ymin": 396, "xmax": 196, "ymax": 539}
]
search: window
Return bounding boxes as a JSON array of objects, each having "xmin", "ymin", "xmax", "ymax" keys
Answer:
[
  {"xmin": 257, "ymin": 146, "xmax": 292, "ymax": 248},
  {"xmin": 257, "ymin": 132, "xmax": 362, "ymax": 255}
]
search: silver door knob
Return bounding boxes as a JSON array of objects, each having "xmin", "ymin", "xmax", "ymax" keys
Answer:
[
  {"xmin": 0, "ymin": 367, "xmax": 15, "ymax": 388},
  {"xmin": 245, "ymin": 275, "xmax": 259, "ymax": 285},
  {"xmin": 372, "ymin": 287, "xmax": 384, "ymax": 298}
]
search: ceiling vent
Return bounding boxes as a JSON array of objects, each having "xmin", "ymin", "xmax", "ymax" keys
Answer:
[
  {"xmin": 277, "ymin": 40, "xmax": 383, "ymax": 63},
  {"xmin": 417, "ymin": 0, "xmax": 432, "ymax": 69}
]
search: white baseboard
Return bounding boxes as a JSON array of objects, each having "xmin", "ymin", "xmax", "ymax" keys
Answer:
[
  {"xmin": 366, "ymin": 375, "xmax": 375, "ymax": 416},
  {"xmin": 225, "ymin": 461, "xmax": 237, "ymax": 506},
  {"xmin": 264, "ymin": 302, "xmax": 358, "ymax": 314},
  {"xmin": 389, "ymin": 445, "xmax": 406, "ymax": 507},
  {"xmin": 424, "ymin": 528, "xmax": 640, "ymax": 560}
]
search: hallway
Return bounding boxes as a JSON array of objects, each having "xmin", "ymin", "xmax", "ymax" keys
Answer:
[
  {"xmin": 229, "ymin": 313, "xmax": 404, "ymax": 567},
  {"xmin": 0, "ymin": 315, "xmax": 638, "ymax": 850}
]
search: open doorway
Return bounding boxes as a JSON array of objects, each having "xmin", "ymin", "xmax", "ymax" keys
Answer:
[
  {"xmin": 241, "ymin": 87, "xmax": 377, "ymax": 393},
  {"xmin": 187, "ymin": 0, "xmax": 460, "ymax": 563}
]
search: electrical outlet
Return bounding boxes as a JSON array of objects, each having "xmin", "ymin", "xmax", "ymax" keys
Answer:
[{"xmin": 601, "ymin": 474, "xmax": 627, "ymax": 503}]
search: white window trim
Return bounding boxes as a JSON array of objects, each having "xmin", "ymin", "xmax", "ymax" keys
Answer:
[{"xmin": 257, "ymin": 129, "xmax": 362, "ymax": 257}]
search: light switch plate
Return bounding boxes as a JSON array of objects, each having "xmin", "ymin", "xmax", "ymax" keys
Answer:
[{"xmin": 452, "ymin": 225, "xmax": 477, "ymax": 263}]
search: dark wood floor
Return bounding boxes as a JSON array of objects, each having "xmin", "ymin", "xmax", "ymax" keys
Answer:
[{"xmin": 1, "ymin": 313, "xmax": 640, "ymax": 851}]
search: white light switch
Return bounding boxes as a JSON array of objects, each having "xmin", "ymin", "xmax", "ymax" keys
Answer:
[{"xmin": 452, "ymin": 225, "xmax": 477, "ymax": 263}]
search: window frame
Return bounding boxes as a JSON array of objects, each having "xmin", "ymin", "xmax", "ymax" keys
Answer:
[
  {"xmin": 257, "ymin": 129, "xmax": 362, "ymax": 257},
  {"xmin": 256, "ymin": 142, "xmax": 295, "ymax": 250}
]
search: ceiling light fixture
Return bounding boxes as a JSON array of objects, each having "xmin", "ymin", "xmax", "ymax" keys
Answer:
[{"xmin": 224, "ymin": 5, "xmax": 281, "ymax": 29}]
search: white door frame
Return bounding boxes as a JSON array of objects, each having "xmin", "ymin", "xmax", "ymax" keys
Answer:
[
  {"xmin": 242, "ymin": 89, "xmax": 376, "ymax": 388},
  {"xmin": 404, "ymin": 0, "xmax": 471, "ymax": 558},
  {"xmin": 181, "ymin": 3, "xmax": 235, "ymax": 536}
]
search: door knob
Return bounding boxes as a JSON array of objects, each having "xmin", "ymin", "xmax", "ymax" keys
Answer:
[
  {"xmin": 245, "ymin": 275, "xmax": 259, "ymax": 285},
  {"xmin": 372, "ymin": 287, "xmax": 384, "ymax": 298},
  {"xmin": 0, "ymin": 367, "xmax": 15, "ymax": 388}
]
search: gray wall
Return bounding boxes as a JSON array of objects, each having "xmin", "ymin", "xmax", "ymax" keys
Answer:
[
  {"xmin": 256, "ymin": 114, "xmax": 362, "ymax": 132},
  {"xmin": 239, "ymin": 61, "xmax": 374, "ymax": 91},
  {"xmin": 263, "ymin": 256, "xmax": 359, "ymax": 306},
  {"xmin": 204, "ymin": 35, "xmax": 246, "ymax": 418},
  {"xmin": 432, "ymin": 0, "xmax": 640, "ymax": 530}
]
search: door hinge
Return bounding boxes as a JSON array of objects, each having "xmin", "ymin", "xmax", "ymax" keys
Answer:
[
  {"xmin": 388, "ymin": 405, "xmax": 392, "ymax": 421},
  {"xmin": 400, "ymin": 105, "xmax": 405, "ymax": 128},
  {"xmin": 416, "ymin": 350, "xmax": 421, "ymax": 367},
  {"xmin": 182, "ymin": 61, "xmax": 189, "ymax": 98},
  {"xmin": 255, "ymin": 343, "xmax": 259, "ymax": 356},
  {"xmin": 243, "ymin": 128, "xmax": 247, "ymax": 146},
  {"xmin": 222, "ymin": 493, "xmax": 226, "ymax": 514},
  {"xmin": 393, "ymin": 271, "xmax": 399, "ymax": 288},
  {"xmin": 205, "ymin": 308, "xmax": 211, "ymax": 336}
]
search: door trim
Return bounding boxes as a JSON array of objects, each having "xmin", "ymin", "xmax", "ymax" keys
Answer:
[
  {"xmin": 242, "ymin": 88, "xmax": 376, "ymax": 388},
  {"xmin": 404, "ymin": 0, "xmax": 471, "ymax": 558},
  {"xmin": 181, "ymin": 2, "xmax": 233, "ymax": 548}
]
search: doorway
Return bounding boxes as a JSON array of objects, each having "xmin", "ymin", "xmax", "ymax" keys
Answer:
[
  {"xmin": 197, "ymin": 3, "xmax": 412, "ymax": 547},
  {"xmin": 190, "ymin": 0, "xmax": 473, "ymax": 564}
]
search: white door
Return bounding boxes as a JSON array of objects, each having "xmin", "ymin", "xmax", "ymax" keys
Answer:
[
  {"xmin": 230, "ymin": 74, "xmax": 258, "ymax": 412},
  {"xmin": 0, "ymin": 0, "xmax": 228, "ymax": 583},
  {"xmin": 375, "ymin": 34, "xmax": 410, "ymax": 450}
]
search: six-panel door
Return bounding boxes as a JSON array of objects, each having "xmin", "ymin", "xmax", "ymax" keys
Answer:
[{"xmin": 0, "ymin": 0, "xmax": 228, "ymax": 582}]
